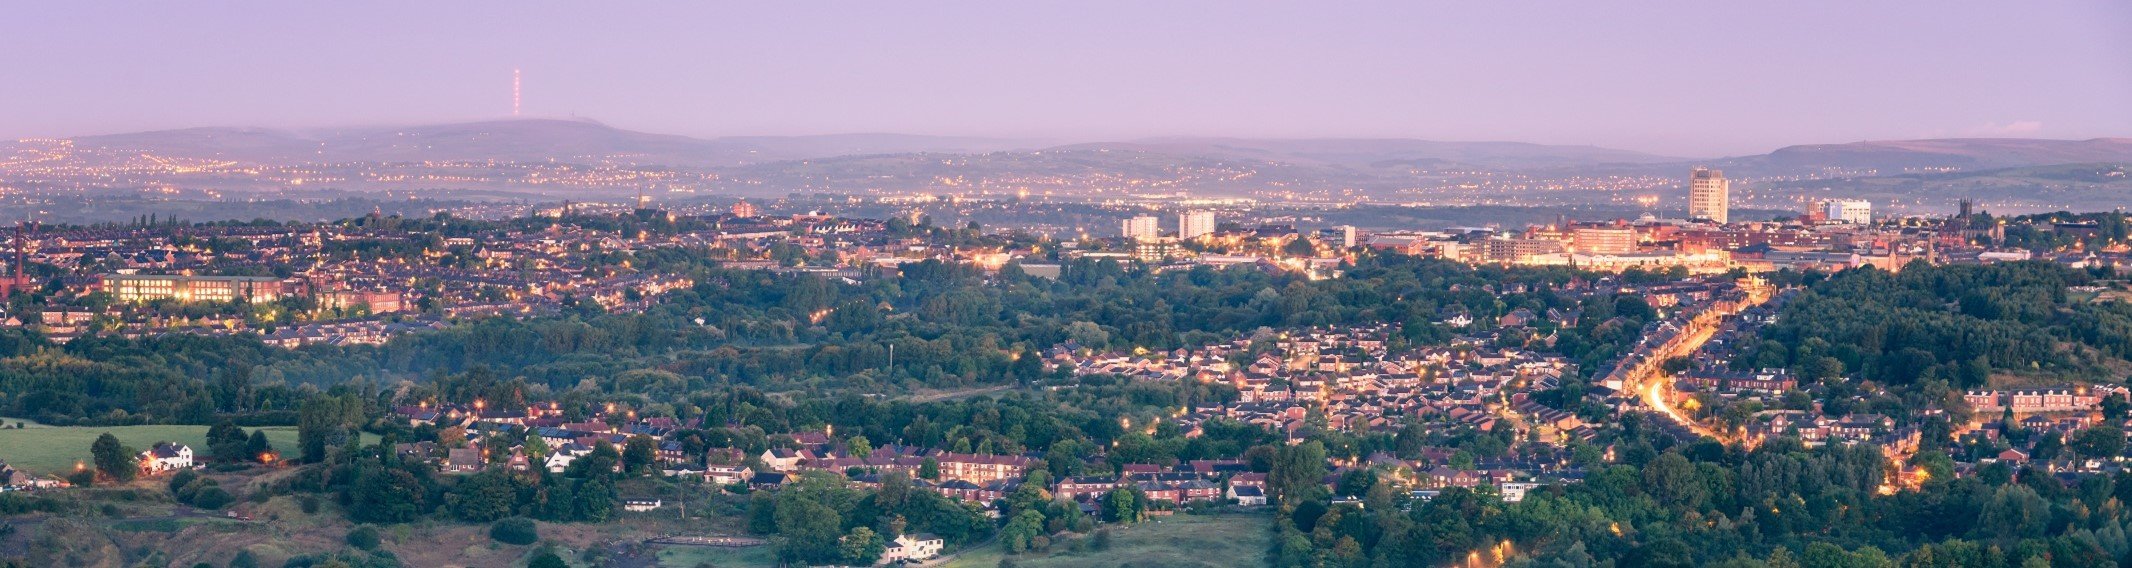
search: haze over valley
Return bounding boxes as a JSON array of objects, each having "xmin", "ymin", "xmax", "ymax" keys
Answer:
[{"xmin": 6, "ymin": 119, "xmax": 2129, "ymax": 226}]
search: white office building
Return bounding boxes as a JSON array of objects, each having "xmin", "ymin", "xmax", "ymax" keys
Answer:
[
  {"xmin": 1179, "ymin": 211, "xmax": 1217, "ymax": 240},
  {"xmin": 1573, "ymin": 227, "xmax": 1638, "ymax": 254},
  {"xmin": 1318, "ymin": 225, "xmax": 1358, "ymax": 248},
  {"xmin": 1689, "ymin": 167, "xmax": 1730, "ymax": 224},
  {"xmin": 1823, "ymin": 199, "xmax": 1872, "ymax": 224},
  {"xmin": 1122, "ymin": 215, "xmax": 1162, "ymax": 242}
]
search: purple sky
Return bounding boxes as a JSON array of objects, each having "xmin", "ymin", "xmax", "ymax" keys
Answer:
[{"xmin": 5, "ymin": 2, "xmax": 2128, "ymax": 156}]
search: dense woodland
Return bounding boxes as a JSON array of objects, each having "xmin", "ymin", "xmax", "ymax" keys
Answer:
[
  {"xmin": 1269, "ymin": 414, "xmax": 2132, "ymax": 568},
  {"xmin": 1990, "ymin": 212, "xmax": 2132, "ymax": 253},
  {"xmin": 1742, "ymin": 261, "xmax": 2132, "ymax": 391}
]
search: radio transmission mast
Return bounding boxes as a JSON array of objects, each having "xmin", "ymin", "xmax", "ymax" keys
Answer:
[{"xmin": 512, "ymin": 69, "xmax": 522, "ymax": 117}]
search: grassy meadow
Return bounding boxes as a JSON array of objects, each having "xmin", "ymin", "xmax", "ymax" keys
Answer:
[
  {"xmin": 942, "ymin": 510, "xmax": 1272, "ymax": 568},
  {"xmin": 656, "ymin": 544, "xmax": 779, "ymax": 567},
  {"xmin": 0, "ymin": 418, "xmax": 307, "ymax": 475}
]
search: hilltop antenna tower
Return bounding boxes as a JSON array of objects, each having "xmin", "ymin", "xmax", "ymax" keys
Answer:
[{"xmin": 512, "ymin": 69, "xmax": 522, "ymax": 117}]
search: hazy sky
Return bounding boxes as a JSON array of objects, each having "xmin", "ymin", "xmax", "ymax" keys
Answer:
[{"xmin": 5, "ymin": 2, "xmax": 2128, "ymax": 156}]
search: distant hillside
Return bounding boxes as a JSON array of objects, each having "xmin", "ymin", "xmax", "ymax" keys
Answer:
[
  {"xmin": 717, "ymin": 133, "xmax": 1040, "ymax": 160},
  {"xmin": 1054, "ymin": 137, "xmax": 1684, "ymax": 170},
  {"xmin": 716, "ymin": 148, "xmax": 1339, "ymax": 194},
  {"xmin": 1753, "ymin": 163, "xmax": 2132, "ymax": 214},
  {"xmin": 38, "ymin": 121, "xmax": 2132, "ymax": 210},
  {"xmin": 67, "ymin": 119, "xmax": 1040, "ymax": 168},
  {"xmin": 1734, "ymin": 138, "xmax": 2132, "ymax": 173},
  {"xmin": 72, "ymin": 120, "xmax": 717, "ymax": 165},
  {"xmin": 65, "ymin": 121, "xmax": 2130, "ymax": 176}
]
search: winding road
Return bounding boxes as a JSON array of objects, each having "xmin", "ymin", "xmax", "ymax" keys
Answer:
[{"xmin": 1625, "ymin": 281, "xmax": 1773, "ymax": 444}]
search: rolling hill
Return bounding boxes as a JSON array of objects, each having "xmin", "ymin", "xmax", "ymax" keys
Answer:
[
  {"xmin": 62, "ymin": 119, "xmax": 2132, "ymax": 177},
  {"xmin": 1731, "ymin": 138, "xmax": 2132, "ymax": 173},
  {"xmin": 66, "ymin": 119, "xmax": 1040, "ymax": 168},
  {"xmin": 32, "ymin": 121, "xmax": 2132, "ymax": 210},
  {"xmin": 1050, "ymin": 137, "xmax": 1686, "ymax": 170}
]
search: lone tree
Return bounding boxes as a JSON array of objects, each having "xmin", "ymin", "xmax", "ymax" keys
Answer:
[
  {"xmin": 91, "ymin": 433, "xmax": 136, "ymax": 483},
  {"xmin": 245, "ymin": 430, "xmax": 274, "ymax": 462},
  {"xmin": 206, "ymin": 421, "xmax": 249, "ymax": 463},
  {"xmin": 622, "ymin": 435, "xmax": 657, "ymax": 476},
  {"xmin": 1268, "ymin": 441, "xmax": 1328, "ymax": 506}
]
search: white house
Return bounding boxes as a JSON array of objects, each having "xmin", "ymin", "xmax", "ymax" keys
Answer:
[
  {"xmin": 545, "ymin": 443, "xmax": 594, "ymax": 473},
  {"xmin": 1228, "ymin": 484, "xmax": 1267, "ymax": 507},
  {"xmin": 622, "ymin": 499, "xmax": 663, "ymax": 512},
  {"xmin": 760, "ymin": 448, "xmax": 805, "ymax": 472},
  {"xmin": 879, "ymin": 533, "xmax": 944, "ymax": 564},
  {"xmin": 1500, "ymin": 482, "xmax": 1544, "ymax": 503},
  {"xmin": 705, "ymin": 465, "xmax": 755, "ymax": 486},
  {"xmin": 139, "ymin": 442, "xmax": 193, "ymax": 475}
]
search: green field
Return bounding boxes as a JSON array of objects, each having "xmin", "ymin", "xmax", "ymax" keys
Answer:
[
  {"xmin": 657, "ymin": 544, "xmax": 779, "ymax": 567},
  {"xmin": 942, "ymin": 511, "xmax": 1271, "ymax": 568},
  {"xmin": 0, "ymin": 419, "xmax": 307, "ymax": 476}
]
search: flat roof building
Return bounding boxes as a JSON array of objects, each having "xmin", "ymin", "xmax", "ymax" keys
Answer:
[
  {"xmin": 1689, "ymin": 168, "xmax": 1730, "ymax": 224},
  {"xmin": 100, "ymin": 274, "xmax": 296, "ymax": 303}
]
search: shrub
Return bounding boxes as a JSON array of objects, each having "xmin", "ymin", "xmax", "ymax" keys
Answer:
[
  {"xmin": 346, "ymin": 525, "xmax": 381, "ymax": 550},
  {"xmin": 0, "ymin": 494, "xmax": 70, "ymax": 515},
  {"xmin": 167, "ymin": 470, "xmax": 202, "ymax": 494},
  {"xmin": 527, "ymin": 550, "xmax": 569, "ymax": 568},
  {"xmin": 174, "ymin": 477, "xmax": 212, "ymax": 504},
  {"xmin": 490, "ymin": 517, "xmax": 539, "ymax": 545},
  {"xmin": 189, "ymin": 487, "xmax": 234, "ymax": 510}
]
